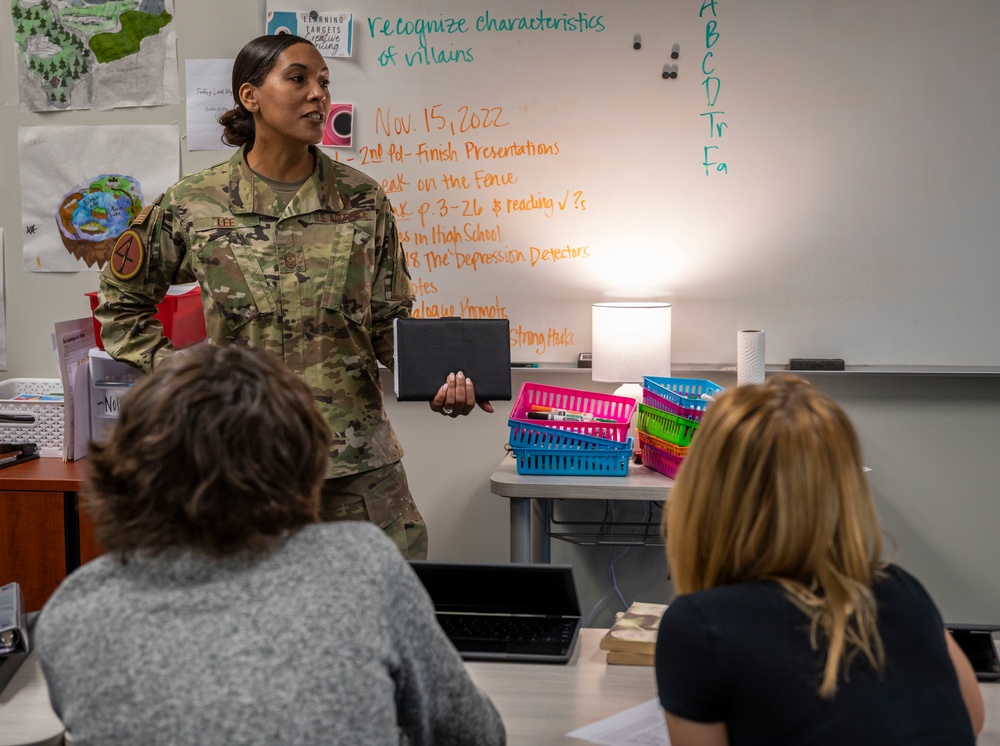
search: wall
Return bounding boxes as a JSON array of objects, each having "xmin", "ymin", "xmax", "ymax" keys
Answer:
[{"xmin": 1, "ymin": 2, "xmax": 998, "ymax": 627}]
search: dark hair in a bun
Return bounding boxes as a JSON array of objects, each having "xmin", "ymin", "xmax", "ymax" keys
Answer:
[{"xmin": 217, "ymin": 34, "xmax": 314, "ymax": 148}]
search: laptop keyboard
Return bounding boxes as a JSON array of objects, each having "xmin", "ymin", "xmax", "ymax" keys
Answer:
[{"xmin": 436, "ymin": 613, "xmax": 577, "ymax": 645}]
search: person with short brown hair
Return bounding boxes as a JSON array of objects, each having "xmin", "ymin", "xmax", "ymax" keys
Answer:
[
  {"xmin": 656, "ymin": 374, "xmax": 983, "ymax": 745},
  {"xmin": 85, "ymin": 343, "xmax": 328, "ymax": 560},
  {"xmin": 36, "ymin": 345, "xmax": 505, "ymax": 746}
]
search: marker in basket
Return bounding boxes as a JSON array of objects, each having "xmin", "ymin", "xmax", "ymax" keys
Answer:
[
  {"xmin": 529, "ymin": 404, "xmax": 597, "ymax": 417},
  {"xmin": 526, "ymin": 411, "xmax": 617, "ymax": 423}
]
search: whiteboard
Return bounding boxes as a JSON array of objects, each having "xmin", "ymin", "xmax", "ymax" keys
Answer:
[{"xmin": 136, "ymin": 2, "xmax": 1000, "ymax": 365}]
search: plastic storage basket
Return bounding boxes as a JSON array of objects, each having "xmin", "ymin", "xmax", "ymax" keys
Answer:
[
  {"xmin": 641, "ymin": 377, "xmax": 723, "ymax": 421},
  {"xmin": 0, "ymin": 378, "xmax": 65, "ymax": 458},
  {"xmin": 638, "ymin": 431, "xmax": 687, "ymax": 479},
  {"xmin": 510, "ymin": 421, "xmax": 631, "ymax": 452},
  {"xmin": 508, "ymin": 409, "xmax": 633, "ymax": 476},
  {"xmin": 511, "ymin": 439, "xmax": 633, "ymax": 476},
  {"xmin": 509, "ymin": 382, "xmax": 636, "ymax": 443},
  {"xmin": 636, "ymin": 403, "xmax": 700, "ymax": 447}
]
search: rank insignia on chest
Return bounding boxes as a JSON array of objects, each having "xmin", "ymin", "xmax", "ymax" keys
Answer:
[
  {"xmin": 109, "ymin": 229, "xmax": 145, "ymax": 280},
  {"xmin": 133, "ymin": 204, "xmax": 154, "ymax": 227}
]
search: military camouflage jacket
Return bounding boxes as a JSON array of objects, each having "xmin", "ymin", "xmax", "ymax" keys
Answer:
[{"xmin": 97, "ymin": 146, "xmax": 415, "ymax": 478}]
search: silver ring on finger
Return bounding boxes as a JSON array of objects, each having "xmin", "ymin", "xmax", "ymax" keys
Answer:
[{"xmin": 442, "ymin": 407, "xmax": 454, "ymax": 415}]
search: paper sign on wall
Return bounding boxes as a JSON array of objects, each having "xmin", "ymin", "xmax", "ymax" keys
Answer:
[
  {"xmin": 265, "ymin": 10, "xmax": 353, "ymax": 57},
  {"xmin": 185, "ymin": 59, "xmax": 238, "ymax": 152},
  {"xmin": 18, "ymin": 125, "xmax": 179, "ymax": 272}
]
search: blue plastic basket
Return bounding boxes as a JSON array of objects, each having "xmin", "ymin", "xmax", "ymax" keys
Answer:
[
  {"xmin": 511, "ymin": 439, "xmax": 633, "ymax": 476},
  {"xmin": 642, "ymin": 377, "xmax": 723, "ymax": 418}
]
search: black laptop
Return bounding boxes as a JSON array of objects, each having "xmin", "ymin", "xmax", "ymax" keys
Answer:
[
  {"xmin": 409, "ymin": 561, "xmax": 583, "ymax": 664},
  {"xmin": 946, "ymin": 624, "xmax": 1000, "ymax": 681}
]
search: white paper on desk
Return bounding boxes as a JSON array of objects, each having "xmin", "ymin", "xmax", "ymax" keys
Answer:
[
  {"xmin": 73, "ymin": 363, "xmax": 90, "ymax": 459},
  {"xmin": 567, "ymin": 697, "xmax": 670, "ymax": 746}
]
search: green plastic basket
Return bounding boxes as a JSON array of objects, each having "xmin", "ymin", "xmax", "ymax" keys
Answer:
[{"xmin": 636, "ymin": 403, "xmax": 700, "ymax": 447}]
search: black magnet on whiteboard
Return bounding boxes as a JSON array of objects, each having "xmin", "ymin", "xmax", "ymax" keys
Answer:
[
  {"xmin": 662, "ymin": 64, "xmax": 678, "ymax": 79},
  {"xmin": 671, "ymin": 43, "xmax": 680, "ymax": 59},
  {"xmin": 633, "ymin": 34, "xmax": 642, "ymax": 50}
]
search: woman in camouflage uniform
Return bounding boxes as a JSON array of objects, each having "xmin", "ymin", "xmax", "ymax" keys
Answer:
[{"xmin": 96, "ymin": 34, "xmax": 493, "ymax": 559}]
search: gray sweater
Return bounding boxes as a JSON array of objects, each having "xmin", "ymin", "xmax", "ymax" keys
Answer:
[{"xmin": 36, "ymin": 522, "xmax": 505, "ymax": 745}]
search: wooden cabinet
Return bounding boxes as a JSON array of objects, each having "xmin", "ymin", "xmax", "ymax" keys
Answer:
[
  {"xmin": 0, "ymin": 459, "xmax": 94, "ymax": 612},
  {"xmin": 0, "ymin": 489, "xmax": 66, "ymax": 612},
  {"xmin": 78, "ymin": 500, "xmax": 103, "ymax": 566}
]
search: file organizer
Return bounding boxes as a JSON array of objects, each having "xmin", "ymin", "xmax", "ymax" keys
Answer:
[
  {"xmin": 0, "ymin": 379, "xmax": 65, "ymax": 458},
  {"xmin": 508, "ymin": 383, "xmax": 636, "ymax": 476},
  {"xmin": 637, "ymin": 377, "xmax": 722, "ymax": 479}
]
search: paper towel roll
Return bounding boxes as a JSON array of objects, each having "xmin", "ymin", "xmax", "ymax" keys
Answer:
[{"xmin": 737, "ymin": 330, "xmax": 765, "ymax": 386}]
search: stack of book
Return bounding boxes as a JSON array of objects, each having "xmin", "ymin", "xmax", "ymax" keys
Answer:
[{"xmin": 599, "ymin": 601, "xmax": 668, "ymax": 666}]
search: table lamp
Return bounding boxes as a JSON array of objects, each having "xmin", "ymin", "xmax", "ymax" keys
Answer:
[{"xmin": 592, "ymin": 302, "xmax": 672, "ymax": 453}]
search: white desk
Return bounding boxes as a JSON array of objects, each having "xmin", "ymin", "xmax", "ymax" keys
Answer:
[
  {"xmin": 466, "ymin": 628, "xmax": 657, "ymax": 745},
  {"xmin": 0, "ymin": 629, "xmax": 654, "ymax": 746},
  {"xmin": 471, "ymin": 629, "xmax": 1000, "ymax": 745},
  {"xmin": 2, "ymin": 629, "xmax": 1000, "ymax": 746},
  {"xmin": 490, "ymin": 455, "xmax": 675, "ymax": 562},
  {"xmin": 0, "ymin": 652, "xmax": 64, "ymax": 746}
]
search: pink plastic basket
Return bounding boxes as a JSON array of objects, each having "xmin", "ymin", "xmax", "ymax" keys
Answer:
[
  {"xmin": 638, "ymin": 431, "xmax": 687, "ymax": 479},
  {"xmin": 509, "ymin": 382, "xmax": 636, "ymax": 443},
  {"xmin": 508, "ymin": 421, "xmax": 630, "ymax": 451},
  {"xmin": 642, "ymin": 387, "xmax": 709, "ymax": 423}
]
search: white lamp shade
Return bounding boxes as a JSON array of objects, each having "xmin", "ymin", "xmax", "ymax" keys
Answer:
[{"xmin": 592, "ymin": 302, "xmax": 672, "ymax": 383}]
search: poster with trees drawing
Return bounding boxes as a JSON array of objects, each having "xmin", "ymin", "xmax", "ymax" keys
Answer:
[{"xmin": 10, "ymin": 0, "xmax": 178, "ymax": 111}]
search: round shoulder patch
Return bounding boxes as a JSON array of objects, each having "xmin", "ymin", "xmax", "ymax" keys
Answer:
[{"xmin": 110, "ymin": 230, "xmax": 144, "ymax": 281}]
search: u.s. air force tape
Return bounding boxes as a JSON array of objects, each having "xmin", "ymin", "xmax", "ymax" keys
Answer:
[{"xmin": 109, "ymin": 230, "xmax": 144, "ymax": 280}]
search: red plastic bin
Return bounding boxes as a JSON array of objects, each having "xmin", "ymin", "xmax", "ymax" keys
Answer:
[{"xmin": 86, "ymin": 288, "xmax": 206, "ymax": 351}]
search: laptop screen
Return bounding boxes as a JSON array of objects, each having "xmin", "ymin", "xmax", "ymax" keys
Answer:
[{"xmin": 409, "ymin": 561, "xmax": 581, "ymax": 617}]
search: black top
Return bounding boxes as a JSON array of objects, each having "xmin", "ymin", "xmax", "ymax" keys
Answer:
[{"xmin": 655, "ymin": 565, "xmax": 975, "ymax": 745}]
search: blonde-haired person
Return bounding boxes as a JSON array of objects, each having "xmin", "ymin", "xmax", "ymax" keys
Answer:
[{"xmin": 655, "ymin": 374, "xmax": 983, "ymax": 745}]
